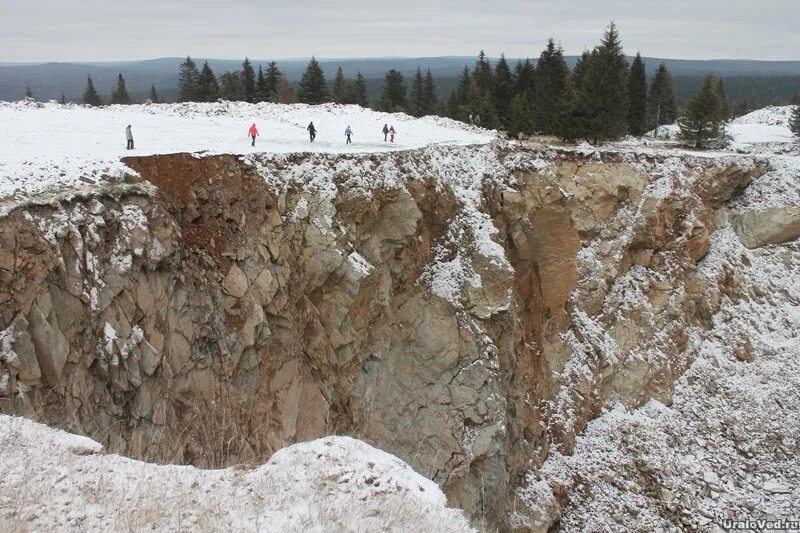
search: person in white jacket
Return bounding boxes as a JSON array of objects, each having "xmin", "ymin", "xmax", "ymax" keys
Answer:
[
  {"xmin": 125, "ymin": 125, "xmax": 134, "ymax": 150},
  {"xmin": 345, "ymin": 125, "xmax": 353, "ymax": 144}
]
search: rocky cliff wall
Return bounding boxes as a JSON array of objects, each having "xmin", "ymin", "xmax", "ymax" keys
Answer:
[{"xmin": 0, "ymin": 143, "xmax": 767, "ymax": 529}]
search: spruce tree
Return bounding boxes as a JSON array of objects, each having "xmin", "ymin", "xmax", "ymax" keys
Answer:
[
  {"xmin": 219, "ymin": 71, "xmax": 243, "ymax": 101},
  {"xmin": 381, "ymin": 69, "xmax": 406, "ymax": 112},
  {"xmin": 241, "ymin": 58, "xmax": 256, "ymax": 103},
  {"xmin": 197, "ymin": 61, "xmax": 220, "ymax": 102},
  {"xmin": 573, "ymin": 23, "xmax": 629, "ymax": 143},
  {"xmin": 178, "ymin": 56, "xmax": 200, "ymax": 102},
  {"xmin": 409, "ymin": 67, "xmax": 425, "ymax": 116},
  {"xmin": 789, "ymin": 103, "xmax": 800, "ymax": 140},
  {"xmin": 469, "ymin": 50, "xmax": 495, "ymax": 123},
  {"xmin": 447, "ymin": 66, "xmax": 471, "ymax": 121},
  {"xmin": 332, "ymin": 66, "xmax": 348, "ymax": 104},
  {"xmin": 24, "ymin": 85, "xmax": 33, "ymax": 99},
  {"xmin": 514, "ymin": 59, "xmax": 535, "ymax": 99},
  {"xmin": 110, "ymin": 73, "xmax": 133, "ymax": 105},
  {"xmin": 533, "ymin": 39, "xmax": 569, "ymax": 133},
  {"xmin": 83, "ymin": 76, "xmax": 102, "ymax": 106},
  {"xmin": 348, "ymin": 72, "xmax": 368, "ymax": 107},
  {"xmin": 265, "ymin": 62, "xmax": 282, "ymax": 100},
  {"xmin": 422, "ymin": 69, "xmax": 438, "ymax": 116},
  {"xmin": 256, "ymin": 65, "xmax": 269, "ymax": 102},
  {"xmin": 554, "ymin": 73, "xmax": 582, "ymax": 141},
  {"xmin": 59, "ymin": 93, "xmax": 67, "ymax": 105},
  {"xmin": 149, "ymin": 85, "xmax": 160, "ymax": 104},
  {"xmin": 494, "ymin": 54, "xmax": 513, "ymax": 128},
  {"xmin": 508, "ymin": 94, "xmax": 532, "ymax": 139},
  {"xmin": 647, "ymin": 63, "xmax": 678, "ymax": 131},
  {"xmin": 678, "ymin": 75, "xmax": 725, "ymax": 148},
  {"xmin": 627, "ymin": 53, "xmax": 647, "ymax": 136},
  {"xmin": 297, "ymin": 57, "xmax": 329, "ymax": 104},
  {"xmin": 715, "ymin": 78, "xmax": 730, "ymax": 120}
]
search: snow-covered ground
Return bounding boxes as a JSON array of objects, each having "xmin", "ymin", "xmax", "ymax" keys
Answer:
[
  {"xmin": 0, "ymin": 100, "xmax": 495, "ymax": 202},
  {"xmin": 0, "ymin": 415, "xmax": 473, "ymax": 532},
  {"xmin": 643, "ymin": 105, "xmax": 798, "ymax": 148}
]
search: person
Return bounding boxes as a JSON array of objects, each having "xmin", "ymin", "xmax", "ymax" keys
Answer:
[
  {"xmin": 125, "ymin": 124, "xmax": 134, "ymax": 150},
  {"xmin": 389, "ymin": 125, "xmax": 396, "ymax": 143},
  {"xmin": 345, "ymin": 125, "xmax": 353, "ymax": 144},
  {"xmin": 307, "ymin": 121, "xmax": 317, "ymax": 143},
  {"xmin": 248, "ymin": 123, "xmax": 259, "ymax": 146},
  {"xmin": 382, "ymin": 124, "xmax": 389, "ymax": 142}
]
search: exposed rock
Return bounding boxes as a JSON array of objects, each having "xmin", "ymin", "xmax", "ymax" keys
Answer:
[
  {"xmin": 222, "ymin": 264, "xmax": 248, "ymax": 298},
  {"xmin": 0, "ymin": 146, "xmax": 768, "ymax": 531},
  {"xmin": 732, "ymin": 206, "xmax": 800, "ymax": 248}
]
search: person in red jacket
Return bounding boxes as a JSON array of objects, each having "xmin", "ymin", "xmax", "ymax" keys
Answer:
[{"xmin": 248, "ymin": 123, "xmax": 259, "ymax": 146}]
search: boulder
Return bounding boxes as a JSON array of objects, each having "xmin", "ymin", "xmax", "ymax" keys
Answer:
[{"xmin": 733, "ymin": 206, "xmax": 800, "ymax": 248}]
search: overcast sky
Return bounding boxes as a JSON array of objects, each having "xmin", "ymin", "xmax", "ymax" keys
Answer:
[{"xmin": 1, "ymin": 0, "xmax": 797, "ymax": 62}]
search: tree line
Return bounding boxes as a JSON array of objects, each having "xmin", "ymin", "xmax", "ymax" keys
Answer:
[{"xmin": 60, "ymin": 21, "xmax": 800, "ymax": 146}]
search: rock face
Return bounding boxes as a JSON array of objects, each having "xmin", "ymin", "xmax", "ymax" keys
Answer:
[{"xmin": 0, "ymin": 144, "xmax": 768, "ymax": 530}]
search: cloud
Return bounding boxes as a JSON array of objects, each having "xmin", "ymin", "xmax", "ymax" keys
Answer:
[{"xmin": 0, "ymin": 0, "xmax": 797, "ymax": 61}]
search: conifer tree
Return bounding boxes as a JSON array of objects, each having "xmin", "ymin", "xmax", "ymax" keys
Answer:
[
  {"xmin": 494, "ymin": 54, "xmax": 513, "ymax": 128},
  {"xmin": 469, "ymin": 50, "xmax": 495, "ymax": 123},
  {"xmin": 178, "ymin": 56, "xmax": 200, "ymax": 102},
  {"xmin": 472, "ymin": 51, "xmax": 494, "ymax": 96},
  {"xmin": 345, "ymin": 71, "xmax": 368, "ymax": 107},
  {"xmin": 627, "ymin": 53, "xmax": 647, "ymax": 136},
  {"xmin": 554, "ymin": 73, "xmax": 582, "ymax": 141},
  {"xmin": 241, "ymin": 58, "xmax": 256, "ymax": 103},
  {"xmin": 508, "ymin": 94, "xmax": 532, "ymax": 139},
  {"xmin": 219, "ymin": 71, "xmax": 243, "ymax": 101},
  {"xmin": 409, "ymin": 67, "xmax": 425, "ymax": 116},
  {"xmin": 678, "ymin": 75, "xmax": 725, "ymax": 148},
  {"xmin": 715, "ymin": 78, "xmax": 730, "ymax": 120},
  {"xmin": 514, "ymin": 59, "xmax": 535, "ymax": 99},
  {"xmin": 647, "ymin": 63, "xmax": 678, "ymax": 131},
  {"xmin": 265, "ymin": 62, "xmax": 282, "ymax": 100},
  {"xmin": 83, "ymin": 76, "xmax": 102, "ymax": 106},
  {"xmin": 381, "ymin": 69, "xmax": 407, "ymax": 112},
  {"xmin": 789, "ymin": 102, "xmax": 800, "ymax": 140},
  {"xmin": 149, "ymin": 85, "xmax": 160, "ymax": 104},
  {"xmin": 573, "ymin": 23, "xmax": 629, "ymax": 143},
  {"xmin": 24, "ymin": 85, "xmax": 33, "ymax": 99},
  {"xmin": 297, "ymin": 57, "xmax": 329, "ymax": 104},
  {"xmin": 447, "ymin": 66, "xmax": 471, "ymax": 121},
  {"xmin": 533, "ymin": 39, "xmax": 569, "ymax": 133},
  {"xmin": 332, "ymin": 66, "xmax": 348, "ymax": 104},
  {"xmin": 196, "ymin": 61, "xmax": 220, "ymax": 102},
  {"xmin": 110, "ymin": 73, "xmax": 133, "ymax": 104},
  {"xmin": 422, "ymin": 69, "xmax": 438, "ymax": 116},
  {"xmin": 256, "ymin": 65, "xmax": 269, "ymax": 102},
  {"xmin": 59, "ymin": 93, "xmax": 67, "ymax": 105}
]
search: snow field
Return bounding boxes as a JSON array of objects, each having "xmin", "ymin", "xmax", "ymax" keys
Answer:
[{"xmin": 0, "ymin": 415, "xmax": 474, "ymax": 532}]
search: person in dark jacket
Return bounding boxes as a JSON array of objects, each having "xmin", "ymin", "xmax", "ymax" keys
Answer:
[
  {"xmin": 307, "ymin": 121, "xmax": 317, "ymax": 142},
  {"xmin": 125, "ymin": 125, "xmax": 134, "ymax": 150},
  {"xmin": 382, "ymin": 124, "xmax": 389, "ymax": 142},
  {"xmin": 345, "ymin": 125, "xmax": 353, "ymax": 144}
]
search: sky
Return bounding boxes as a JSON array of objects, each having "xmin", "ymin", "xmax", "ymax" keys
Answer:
[{"xmin": 1, "ymin": 0, "xmax": 797, "ymax": 62}]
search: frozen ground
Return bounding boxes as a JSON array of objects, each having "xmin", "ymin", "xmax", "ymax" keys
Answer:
[
  {"xmin": 0, "ymin": 415, "xmax": 473, "ymax": 532},
  {"xmin": 0, "ymin": 99, "xmax": 495, "ymax": 202}
]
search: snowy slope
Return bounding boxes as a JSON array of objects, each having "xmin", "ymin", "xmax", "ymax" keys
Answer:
[
  {"xmin": 0, "ymin": 100, "xmax": 495, "ymax": 201},
  {"xmin": 0, "ymin": 414, "xmax": 474, "ymax": 532},
  {"xmin": 513, "ymin": 108, "xmax": 800, "ymax": 532}
]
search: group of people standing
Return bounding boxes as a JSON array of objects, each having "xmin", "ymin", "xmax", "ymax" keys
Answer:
[
  {"xmin": 124, "ymin": 121, "xmax": 400, "ymax": 150},
  {"xmin": 248, "ymin": 122, "xmax": 398, "ymax": 146}
]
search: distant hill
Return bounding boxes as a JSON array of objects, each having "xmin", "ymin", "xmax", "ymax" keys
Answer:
[{"xmin": 2, "ymin": 56, "xmax": 799, "ymax": 104}]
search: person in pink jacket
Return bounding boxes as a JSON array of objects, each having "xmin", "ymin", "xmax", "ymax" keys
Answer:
[{"xmin": 248, "ymin": 123, "xmax": 259, "ymax": 146}]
